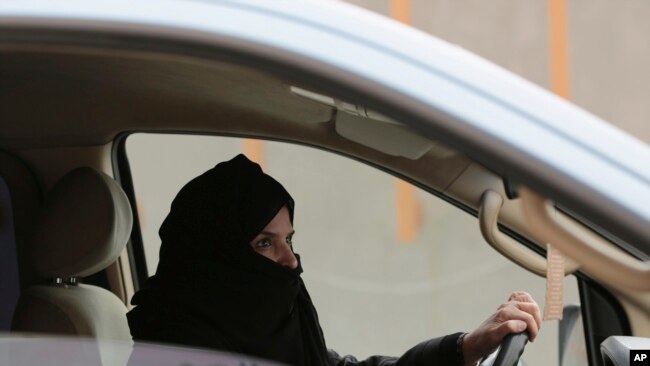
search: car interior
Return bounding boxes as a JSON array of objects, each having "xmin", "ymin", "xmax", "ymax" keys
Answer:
[{"xmin": 1, "ymin": 43, "xmax": 649, "ymax": 366}]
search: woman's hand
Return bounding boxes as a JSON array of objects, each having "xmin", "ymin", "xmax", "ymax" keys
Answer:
[{"xmin": 461, "ymin": 291, "xmax": 542, "ymax": 366}]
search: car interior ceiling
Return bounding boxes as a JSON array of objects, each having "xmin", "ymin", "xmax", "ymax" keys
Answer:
[{"xmin": 1, "ymin": 44, "xmax": 650, "ymax": 360}]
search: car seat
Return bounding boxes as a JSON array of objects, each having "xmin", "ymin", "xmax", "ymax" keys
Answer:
[{"xmin": 11, "ymin": 167, "xmax": 133, "ymax": 340}]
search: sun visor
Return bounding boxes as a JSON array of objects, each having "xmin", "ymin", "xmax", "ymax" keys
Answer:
[
  {"xmin": 290, "ymin": 85, "xmax": 453, "ymax": 159},
  {"xmin": 335, "ymin": 111, "xmax": 443, "ymax": 159}
]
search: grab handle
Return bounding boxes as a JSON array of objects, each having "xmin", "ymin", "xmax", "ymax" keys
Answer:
[{"xmin": 479, "ymin": 190, "xmax": 579, "ymax": 277}]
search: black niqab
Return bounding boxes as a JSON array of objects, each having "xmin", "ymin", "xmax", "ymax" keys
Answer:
[{"xmin": 128, "ymin": 154, "xmax": 330, "ymax": 366}]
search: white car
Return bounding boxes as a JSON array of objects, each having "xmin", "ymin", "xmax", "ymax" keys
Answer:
[{"xmin": 1, "ymin": 1, "xmax": 649, "ymax": 365}]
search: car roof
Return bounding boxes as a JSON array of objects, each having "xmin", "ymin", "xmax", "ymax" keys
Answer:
[{"xmin": 1, "ymin": 0, "xmax": 649, "ymax": 251}]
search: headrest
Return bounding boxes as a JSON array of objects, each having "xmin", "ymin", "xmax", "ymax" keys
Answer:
[{"xmin": 32, "ymin": 167, "xmax": 133, "ymax": 278}]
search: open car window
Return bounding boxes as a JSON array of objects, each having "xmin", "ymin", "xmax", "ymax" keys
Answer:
[{"xmin": 126, "ymin": 133, "xmax": 584, "ymax": 364}]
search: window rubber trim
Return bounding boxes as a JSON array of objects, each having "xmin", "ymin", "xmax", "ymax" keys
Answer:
[{"xmin": 112, "ymin": 132, "xmax": 149, "ymax": 291}]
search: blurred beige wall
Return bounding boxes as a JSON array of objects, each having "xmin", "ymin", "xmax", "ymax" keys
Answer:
[{"xmin": 345, "ymin": 0, "xmax": 650, "ymax": 143}]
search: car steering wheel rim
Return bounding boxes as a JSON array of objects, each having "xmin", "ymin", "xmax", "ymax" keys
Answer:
[{"xmin": 484, "ymin": 332, "xmax": 529, "ymax": 366}]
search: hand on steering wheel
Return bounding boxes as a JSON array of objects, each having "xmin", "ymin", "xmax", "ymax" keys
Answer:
[{"xmin": 462, "ymin": 292, "xmax": 541, "ymax": 366}]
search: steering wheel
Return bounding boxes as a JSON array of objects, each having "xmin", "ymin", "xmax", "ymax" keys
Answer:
[{"xmin": 480, "ymin": 332, "xmax": 529, "ymax": 366}]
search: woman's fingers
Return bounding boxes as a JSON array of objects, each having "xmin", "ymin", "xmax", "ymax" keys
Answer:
[
  {"xmin": 508, "ymin": 291, "xmax": 535, "ymax": 303},
  {"xmin": 506, "ymin": 291, "xmax": 542, "ymax": 335},
  {"xmin": 514, "ymin": 301, "xmax": 543, "ymax": 330},
  {"xmin": 498, "ymin": 303, "xmax": 540, "ymax": 341}
]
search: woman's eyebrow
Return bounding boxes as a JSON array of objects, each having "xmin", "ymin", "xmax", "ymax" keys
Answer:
[{"xmin": 259, "ymin": 230, "xmax": 295, "ymax": 236}]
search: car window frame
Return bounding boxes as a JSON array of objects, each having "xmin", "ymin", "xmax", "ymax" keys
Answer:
[{"xmin": 116, "ymin": 131, "xmax": 633, "ymax": 366}]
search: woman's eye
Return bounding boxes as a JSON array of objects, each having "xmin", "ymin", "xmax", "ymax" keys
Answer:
[{"xmin": 256, "ymin": 239, "xmax": 272, "ymax": 249}]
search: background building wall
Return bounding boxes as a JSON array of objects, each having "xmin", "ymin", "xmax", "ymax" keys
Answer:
[{"xmin": 347, "ymin": 0, "xmax": 650, "ymax": 143}]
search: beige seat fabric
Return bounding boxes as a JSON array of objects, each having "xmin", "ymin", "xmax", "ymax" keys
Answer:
[{"xmin": 12, "ymin": 167, "xmax": 133, "ymax": 341}]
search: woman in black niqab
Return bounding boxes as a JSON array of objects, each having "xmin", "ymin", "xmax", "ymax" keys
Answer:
[
  {"xmin": 128, "ymin": 154, "xmax": 329, "ymax": 366},
  {"xmin": 127, "ymin": 154, "xmax": 542, "ymax": 366}
]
